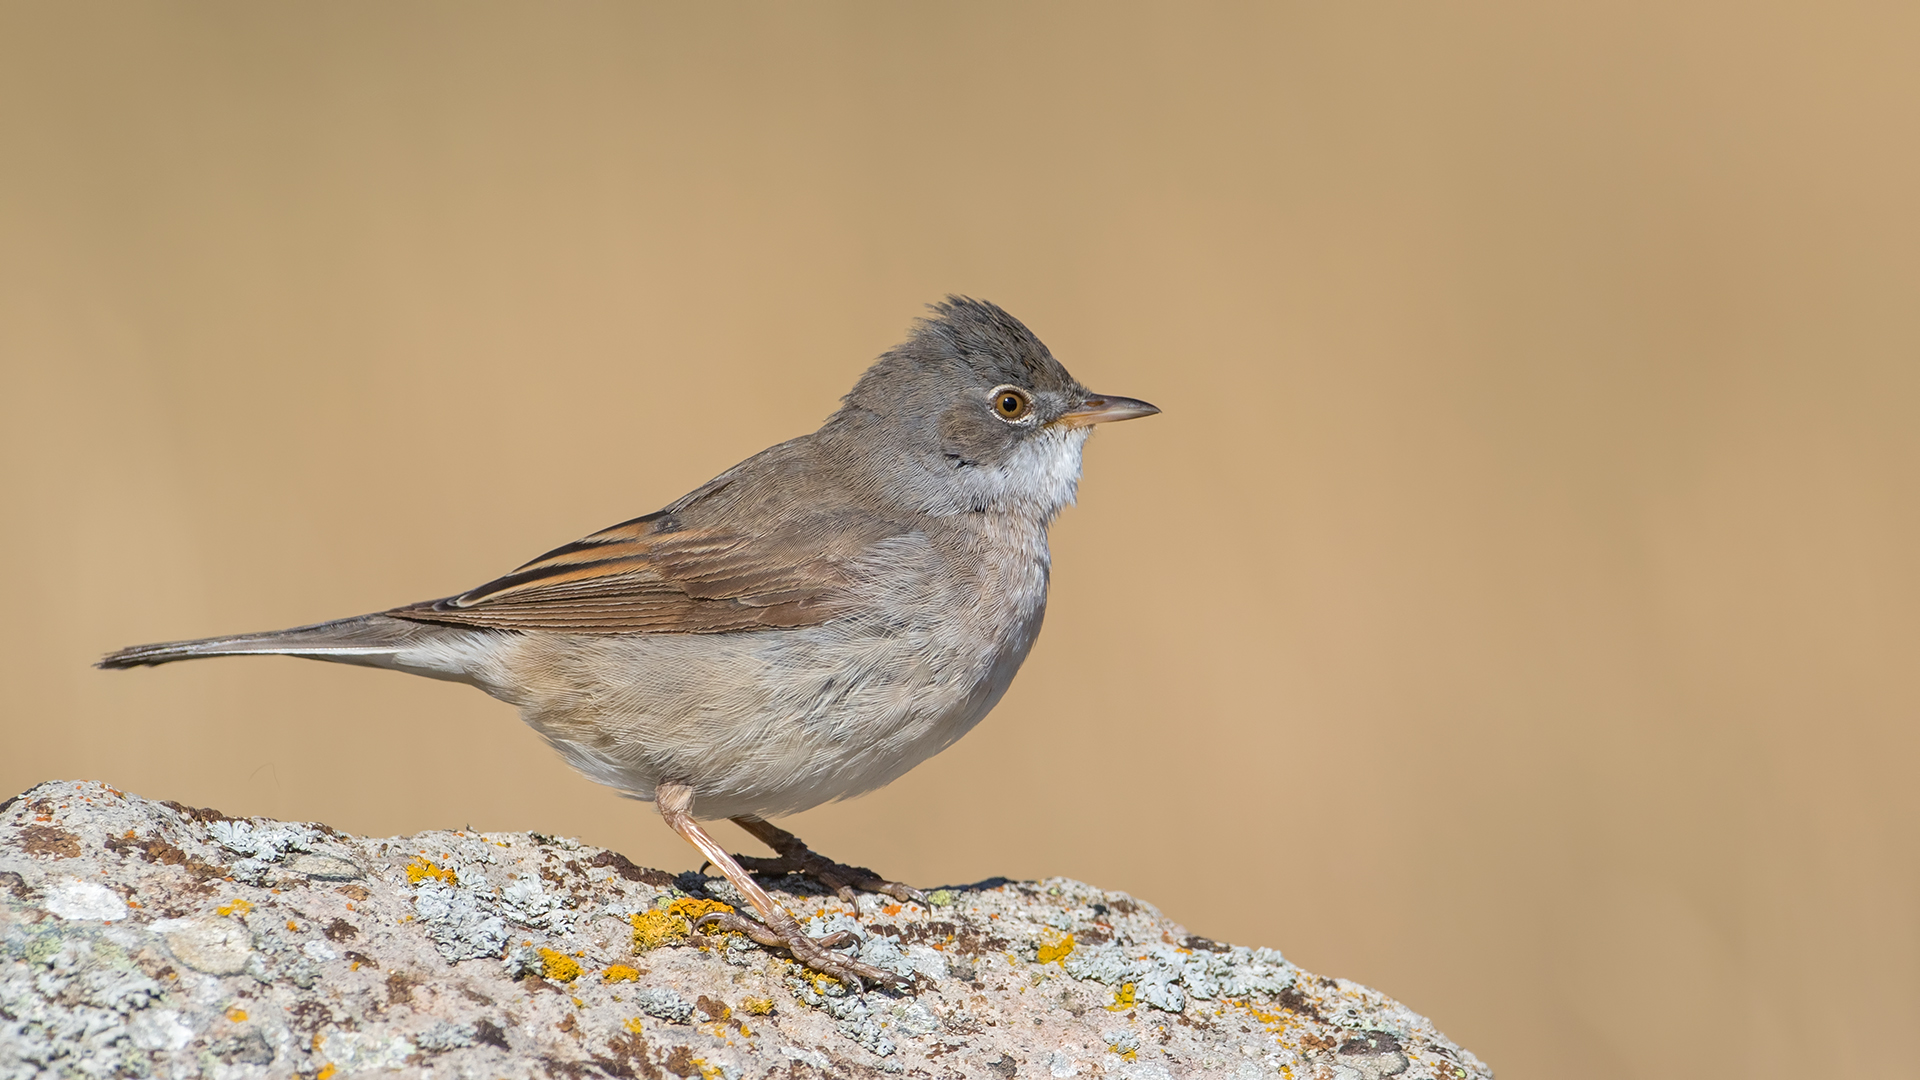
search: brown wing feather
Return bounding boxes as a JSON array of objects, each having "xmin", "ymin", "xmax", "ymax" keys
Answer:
[{"xmin": 387, "ymin": 510, "xmax": 870, "ymax": 634}]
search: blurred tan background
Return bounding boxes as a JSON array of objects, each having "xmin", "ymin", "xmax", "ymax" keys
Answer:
[{"xmin": 3, "ymin": 3, "xmax": 1916, "ymax": 1077}]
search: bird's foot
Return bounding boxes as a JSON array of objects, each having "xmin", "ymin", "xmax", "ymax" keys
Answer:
[
  {"xmin": 730, "ymin": 817, "xmax": 925, "ymax": 905},
  {"xmin": 694, "ymin": 907, "xmax": 903, "ymax": 990},
  {"xmin": 734, "ymin": 849, "xmax": 923, "ymax": 905}
]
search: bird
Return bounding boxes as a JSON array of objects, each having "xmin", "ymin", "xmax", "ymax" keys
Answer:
[{"xmin": 101, "ymin": 296, "xmax": 1159, "ymax": 986}]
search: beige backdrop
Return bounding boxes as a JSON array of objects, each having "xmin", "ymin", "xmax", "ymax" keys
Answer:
[{"xmin": 4, "ymin": 4, "xmax": 1916, "ymax": 1078}]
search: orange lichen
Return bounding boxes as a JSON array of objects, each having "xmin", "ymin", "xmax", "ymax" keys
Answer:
[
  {"xmin": 602, "ymin": 964, "xmax": 642, "ymax": 983},
  {"xmin": 225, "ymin": 1007, "xmax": 248, "ymax": 1023},
  {"xmin": 405, "ymin": 858, "xmax": 456, "ymax": 885},
  {"xmin": 537, "ymin": 948, "xmax": 583, "ymax": 982},
  {"xmin": 315, "ymin": 1065, "xmax": 338, "ymax": 1080},
  {"xmin": 215, "ymin": 899, "xmax": 253, "ymax": 917}
]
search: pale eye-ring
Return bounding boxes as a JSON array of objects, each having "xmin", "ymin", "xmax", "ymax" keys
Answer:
[{"xmin": 990, "ymin": 385, "xmax": 1033, "ymax": 422}]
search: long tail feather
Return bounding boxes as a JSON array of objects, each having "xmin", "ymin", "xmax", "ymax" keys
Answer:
[{"xmin": 98, "ymin": 614, "xmax": 439, "ymax": 670}]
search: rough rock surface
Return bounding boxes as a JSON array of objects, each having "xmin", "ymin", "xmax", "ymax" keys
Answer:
[{"xmin": 1, "ymin": 781, "xmax": 1491, "ymax": 1079}]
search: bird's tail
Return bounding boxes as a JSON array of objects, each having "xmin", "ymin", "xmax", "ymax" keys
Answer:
[{"xmin": 98, "ymin": 613, "xmax": 455, "ymax": 671}]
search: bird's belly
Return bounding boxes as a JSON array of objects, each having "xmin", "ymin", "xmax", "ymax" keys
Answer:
[{"xmin": 500, "ymin": 580, "xmax": 1047, "ymax": 820}]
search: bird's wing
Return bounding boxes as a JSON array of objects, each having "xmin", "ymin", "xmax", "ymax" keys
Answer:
[{"xmin": 387, "ymin": 509, "xmax": 889, "ymax": 634}]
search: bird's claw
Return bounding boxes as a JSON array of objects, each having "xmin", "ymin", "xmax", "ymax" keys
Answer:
[
  {"xmin": 693, "ymin": 910, "xmax": 788, "ymax": 949},
  {"xmin": 692, "ymin": 909, "xmax": 903, "ymax": 990}
]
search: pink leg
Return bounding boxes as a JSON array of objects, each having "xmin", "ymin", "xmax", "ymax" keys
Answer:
[{"xmin": 655, "ymin": 783, "xmax": 901, "ymax": 988}]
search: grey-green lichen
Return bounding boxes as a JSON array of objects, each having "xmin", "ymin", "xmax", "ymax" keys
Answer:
[{"xmin": 1062, "ymin": 941, "xmax": 1296, "ymax": 1013}]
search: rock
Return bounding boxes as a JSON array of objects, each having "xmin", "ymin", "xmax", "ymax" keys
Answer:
[
  {"xmin": 0, "ymin": 781, "xmax": 1493, "ymax": 1079},
  {"xmin": 42, "ymin": 880, "xmax": 127, "ymax": 923},
  {"xmin": 152, "ymin": 916, "xmax": 254, "ymax": 975},
  {"xmin": 282, "ymin": 854, "xmax": 364, "ymax": 881}
]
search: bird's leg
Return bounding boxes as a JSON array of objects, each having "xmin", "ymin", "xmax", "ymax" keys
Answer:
[
  {"xmin": 654, "ymin": 783, "xmax": 901, "ymax": 989},
  {"xmin": 728, "ymin": 815, "xmax": 925, "ymax": 904}
]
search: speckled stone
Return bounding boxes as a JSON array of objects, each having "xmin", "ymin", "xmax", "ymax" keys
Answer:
[{"xmin": 0, "ymin": 781, "xmax": 1492, "ymax": 1079}]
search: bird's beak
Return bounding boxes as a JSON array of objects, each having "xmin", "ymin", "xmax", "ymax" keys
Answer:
[{"xmin": 1055, "ymin": 394, "xmax": 1161, "ymax": 428}]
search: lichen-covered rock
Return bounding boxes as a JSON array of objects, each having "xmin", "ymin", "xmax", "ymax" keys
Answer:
[{"xmin": 0, "ymin": 781, "xmax": 1492, "ymax": 1079}]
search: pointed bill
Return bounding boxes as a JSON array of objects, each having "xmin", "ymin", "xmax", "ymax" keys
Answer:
[{"xmin": 1054, "ymin": 394, "xmax": 1161, "ymax": 428}]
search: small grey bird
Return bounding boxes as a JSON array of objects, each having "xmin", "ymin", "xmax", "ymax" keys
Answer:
[{"xmin": 102, "ymin": 297, "xmax": 1158, "ymax": 986}]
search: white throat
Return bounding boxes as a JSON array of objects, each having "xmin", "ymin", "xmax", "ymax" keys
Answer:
[{"xmin": 946, "ymin": 424, "xmax": 1091, "ymax": 522}]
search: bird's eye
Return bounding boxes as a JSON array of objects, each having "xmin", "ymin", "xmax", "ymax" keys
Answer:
[{"xmin": 991, "ymin": 386, "xmax": 1032, "ymax": 422}]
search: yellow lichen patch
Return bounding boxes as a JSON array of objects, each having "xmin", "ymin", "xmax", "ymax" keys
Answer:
[
  {"xmin": 624, "ymin": 1017, "xmax": 646, "ymax": 1034},
  {"xmin": 800, "ymin": 969, "xmax": 847, "ymax": 996},
  {"xmin": 741, "ymin": 997, "xmax": 775, "ymax": 1016},
  {"xmin": 601, "ymin": 964, "xmax": 642, "ymax": 983},
  {"xmin": 315, "ymin": 1065, "xmax": 338, "ymax": 1080},
  {"xmin": 1226, "ymin": 997, "xmax": 1298, "ymax": 1039},
  {"xmin": 630, "ymin": 910, "xmax": 681, "ymax": 952},
  {"xmin": 1037, "ymin": 933, "xmax": 1075, "ymax": 965},
  {"xmin": 537, "ymin": 948, "xmax": 583, "ymax": 982},
  {"xmin": 1106, "ymin": 982, "xmax": 1137, "ymax": 1011},
  {"xmin": 215, "ymin": 899, "xmax": 253, "ymax": 917},
  {"xmin": 1110, "ymin": 1045, "xmax": 1138, "ymax": 1061},
  {"xmin": 405, "ymin": 858, "xmax": 456, "ymax": 885},
  {"xmin": 629, "ymin": 897, "xmax": 735, "ymax": 952},
  {"xmin": 673, "ymin": 897, "xmax": 734, "ymax": 926},
  {"xmin": 225, "ymin": 1007, "xmax": 248, "ymax": 1023}
]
